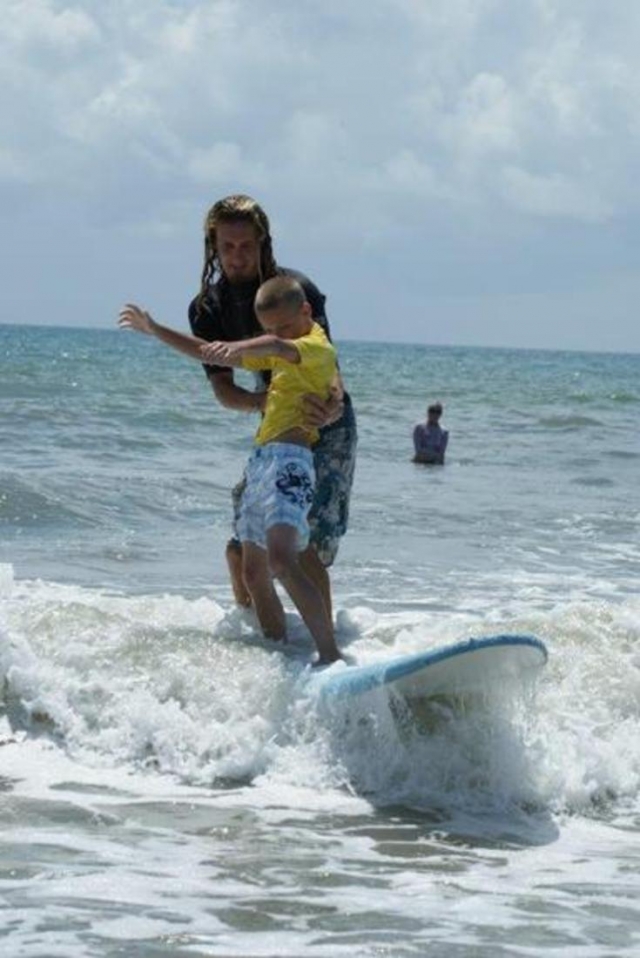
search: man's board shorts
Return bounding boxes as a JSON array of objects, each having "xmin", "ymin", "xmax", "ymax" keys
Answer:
[
  {"xmin": 230, "ymin": 397, "xmax": 357, "ymax": 566},
  {"xmin": 237, "ymin": 443, "xmax": 315, "ymax": 551}
]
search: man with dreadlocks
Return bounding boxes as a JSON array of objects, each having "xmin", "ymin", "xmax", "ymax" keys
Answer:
[
  {"xmin": 189, "ymin": 195, "xmax": 357, "ymax": 625},
  {"xmin": 123, "ymin": 194, "xmax": 357, "ymax": 629}
]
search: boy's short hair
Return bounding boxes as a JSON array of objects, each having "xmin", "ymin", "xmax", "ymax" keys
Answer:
[
  {"xmin": 428, "ymin": 402, "xmax": 443, "ymax": 416},
  {"xmin": 255, "ymin": 275, "xmax": 306, "ymax": 315}
]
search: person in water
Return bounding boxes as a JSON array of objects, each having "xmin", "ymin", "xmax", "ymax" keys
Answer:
[
  {"xmin": 413, "ymin": 401, "xmax": 448, "ymax": 464},
  {"xmin": 118, "ymin": 275, "xmax": 342, "ymax": 665}
]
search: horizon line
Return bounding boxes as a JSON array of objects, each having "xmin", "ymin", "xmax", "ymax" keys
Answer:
[{"xmin": 0, "ymin": 320, "xmax": 638, "ymax": 359}]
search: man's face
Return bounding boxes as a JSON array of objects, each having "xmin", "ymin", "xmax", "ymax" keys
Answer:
[{"xmin": 215, "ymin": 221, "xmax": 262, "ymax": 284}]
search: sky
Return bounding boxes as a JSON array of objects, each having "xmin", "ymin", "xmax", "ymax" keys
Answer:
[{"xmin": 1, "ymin": 0, "xmax": 639, "ymax": 352}]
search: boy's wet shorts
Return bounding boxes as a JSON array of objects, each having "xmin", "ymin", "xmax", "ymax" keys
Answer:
[
  {"xmin": 231, "ymin": 398, "xmax": 357, "ymax": 566},
  {"xmin": 237, "ymin": 443, "xmax": 315, "ymax": 552}
]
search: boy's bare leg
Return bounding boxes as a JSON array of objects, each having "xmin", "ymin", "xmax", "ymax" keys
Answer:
[
  {"xmin": 225, "ymin": 539, "xmax": 252, "ymax": 608},
  {"xmin": 241, "ymin": 541, "xmax": 286, "ymax": 640},
  {"xmin": 267, "ymin": 526, "xmax": 340, "ymax": 664},
  {"xmin": 298, "ymin": 545, "xmax": 332, "ymax": 623}
]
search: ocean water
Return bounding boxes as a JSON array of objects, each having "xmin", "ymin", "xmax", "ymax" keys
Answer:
[{"xmin": 1, "ymin": 323, "xmax": 639, "ymax": 957}]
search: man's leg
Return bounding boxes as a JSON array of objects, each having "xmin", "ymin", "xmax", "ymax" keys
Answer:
[
  {"xmin": 225, "ymin": 538, "xmax": 252, "ymax": 608},
  {"xmin": 298, "ymin": 545, "xmax": 331, "ymax": 622},
  {"xmin": 227, "ymin": 476, "xmax": 253, "ymax": 607}
]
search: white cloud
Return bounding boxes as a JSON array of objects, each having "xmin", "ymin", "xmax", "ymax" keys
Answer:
[
  {"xmin": 3, "ymin": 0, "xmax": 100, "ymax": 49},
  {"xmin": 1, "ymin": 0, "xmax": 639, "ymax": 219},
  {"xmin": 382, "ymin": 151, "xmax": 439, "ymax": 195},
  {"xmin": 187, "ymin": 141, "xmax": 267, "ymax": 187},
  {"xmin": 501, "ymin": 166, "xmax": 613, "ymax": 222},
  {"xmin": 439, "ymin": 72, "xmax": 520, "ymax": 161},
  {"xmin": 1, "ymin": 0, "xmax": 640, "ymax": 349},
  {"xmin": 0, "ymin": 147, "xmax": 31, "ymax": 182}
]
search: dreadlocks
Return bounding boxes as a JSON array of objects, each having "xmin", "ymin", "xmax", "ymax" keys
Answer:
[{"xmin": 195, "ymin": 195, "xmax": 278, "ymax": 319}]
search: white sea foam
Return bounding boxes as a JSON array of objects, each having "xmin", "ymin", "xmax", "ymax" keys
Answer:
[
  {"xmin": 2, "ymin": 576, "xmax": 640, "ymax": 957},
  {"xmin": 2, "ymin": 569, "xmax": 639, "ymax": 822}
]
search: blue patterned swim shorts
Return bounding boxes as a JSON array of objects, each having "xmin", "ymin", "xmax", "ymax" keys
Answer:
[
  {"xmin": 237, "ymin": 443, "xmax": 315, "ymax": 551},
  {"xmin": 307, "ymin": 399, "xmax": 357, "ymax": 566},
  {"xmin": 230, "ymin": 397, "xmax": 357, "ymax": 566}
]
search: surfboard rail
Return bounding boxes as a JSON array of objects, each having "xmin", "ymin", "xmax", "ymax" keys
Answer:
[{"xmin": 309, "ymin": 633, "xmax": 548, "ymax": 701}]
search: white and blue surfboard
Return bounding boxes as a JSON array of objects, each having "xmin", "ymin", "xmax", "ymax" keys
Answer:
[{"xmin": 309, "ymin": 634, "xmax": 548, "ymax": 703}]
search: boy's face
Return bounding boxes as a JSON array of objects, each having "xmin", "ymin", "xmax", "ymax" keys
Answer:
[{"xmin": 257, "ymin": 302, "xmax": 312, "ymax": 339}]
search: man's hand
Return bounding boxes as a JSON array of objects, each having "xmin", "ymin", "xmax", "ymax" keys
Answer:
[
  {"xmin": 303, "ymin": 384, "xmax": 344, "ymax": 428},
  {"xmin": 118, "ymin": 304, "xmax": 156, "ymax": 335}
]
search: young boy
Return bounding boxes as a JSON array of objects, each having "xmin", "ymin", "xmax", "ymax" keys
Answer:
[{"xmin": 118, "ymin": 275, "xmax": 341, "ymax": 664}]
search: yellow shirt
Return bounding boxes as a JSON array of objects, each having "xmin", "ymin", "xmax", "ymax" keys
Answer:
[{"xmin": 242, "ymin": 322, "xmax": 337, "ymax": 446}]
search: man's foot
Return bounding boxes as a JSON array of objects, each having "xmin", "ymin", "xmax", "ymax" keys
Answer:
[
  {"xmin": 311, "ymin": 652, "xmax": 344, "ymax": 669},
  {"xmin": 267, "ymin": 633, "xmax": 288, "ymax": 645}
]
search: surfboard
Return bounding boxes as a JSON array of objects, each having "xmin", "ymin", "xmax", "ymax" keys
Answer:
[{"xmin": 308, "ymin": 634, "xmax": 548, "ymax": 703}]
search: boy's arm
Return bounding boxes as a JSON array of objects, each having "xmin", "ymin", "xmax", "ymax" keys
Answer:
[
  {"xmin": 201, "ymin": 334, "xmax": 300, "ymax": 368},
  {"xmin": 118, "ymin": 304, "xmax": 207, "ymax": 362}
]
